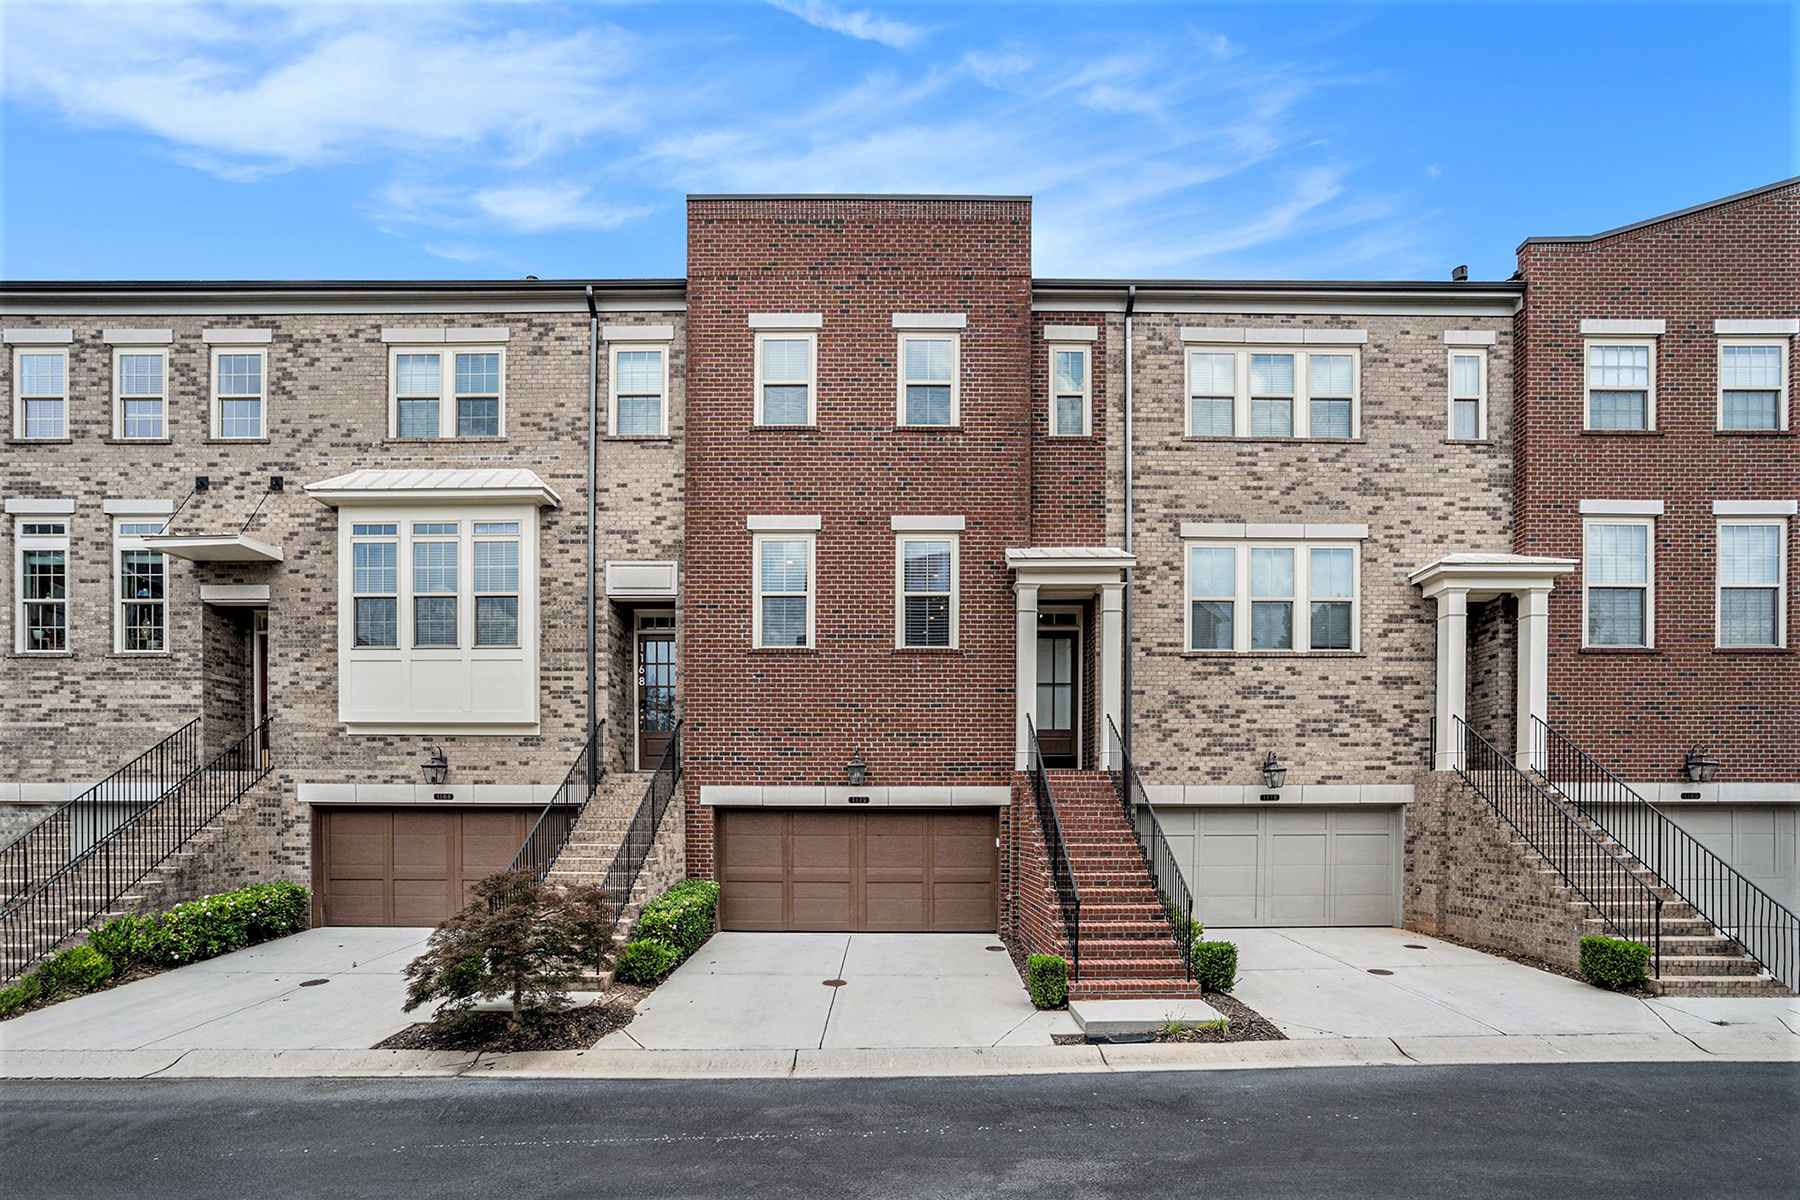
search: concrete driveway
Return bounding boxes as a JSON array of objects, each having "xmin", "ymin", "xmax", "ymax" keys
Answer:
[
  {"xmin": 0, "ymin": 927, "xmax": 431, "ymax": 1053},
  {"xmin": 1217, "ymin": 926, "xmax": 1800, "ymax": 1040},
  {"xmin": 620, "ymin": 932, "xmax": 1075, "ymax": 1050}
]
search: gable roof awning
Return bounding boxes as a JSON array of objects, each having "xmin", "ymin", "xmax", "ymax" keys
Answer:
[{"xmin": 303, "ymin": 467, "xmax": 562, "ymax": 509}]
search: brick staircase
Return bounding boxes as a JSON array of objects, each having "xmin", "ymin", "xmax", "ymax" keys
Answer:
[{"xmin": 1044, "ymin": 770, "xmax": 1204, "ymax": 1001}]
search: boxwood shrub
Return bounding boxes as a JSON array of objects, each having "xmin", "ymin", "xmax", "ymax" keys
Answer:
[
  {"xmin": 38, "ymin": 945, "xmax": 112, "ymax": 998},
  {"xmin": 1580, "ymin": 935, "xmax": 1650, "ymax": 991},
  {"xmin": 616, "ymin": 938, "xmax": 684, "ymax": 985},
  {"xmin": 1027, "ymin": 953, "xmax": 1069, "ymax": 1009},
  {"xmin": 615, "ymin": 879, "xmax": 720, "ymax": 985},
  {"xmin": 0, "ymin": 973, "xmax": 41, "ymax": 1018},
  {"xmin": 1192, "ymin": 940, "xmax": 1239, "ymax": 993}
]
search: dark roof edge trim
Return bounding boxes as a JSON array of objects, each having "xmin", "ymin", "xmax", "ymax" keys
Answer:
[
  {"xmin": 1517, "ymin": 175, "xmax": 1800, "ymax": 251},
  {"xmin": 688, "ymin": 193, "xmax": 1031, "ymax": 202},
  {"xmin": 0, "ymin": 278, "xmax": 687, "ymax": 295},
  {"xmin": 1032, "ymin": 278, "xmax": 1525, "ymax": 295}
]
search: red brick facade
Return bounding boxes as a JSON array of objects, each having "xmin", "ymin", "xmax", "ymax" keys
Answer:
[{"xmin": 1515, "ymin": 179, "xmax": 1799, "ymax": 782}]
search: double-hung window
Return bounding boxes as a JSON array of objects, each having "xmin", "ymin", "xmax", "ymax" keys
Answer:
[
  {"xmin": 351, "ymin": 524, "xmax": 399, "ymax": 648},
  {"xmin": 754, "ymin": 534, "xmax": 813, "ymax": 648},
  {"xmin": 897, "ymin": 537, "xmax": 957, "ymax": 647},
  {"xmin": 1050, "ymin": 345, "xmax": 1089, "ymax": 436},
  {"xmin": 898, "ymin": 334, "xmax": 957, "ymax": 427},
  {"xmin": 1188, "ymin": 352, "xmax": 1235, "ymax": 437},
  {"xmin": 755, "ymin": 333, "xmax": 814, "ymax": 426},
  {"xmin": 1718, "ymin": 521, "xmax": 1785, "ymax": 647},
  {"xmin": 610, "ymin": 345, "xmax": 667, "ymax": 436},
  {"xmin": 412, "ymin": 523, "xmax": 459, "ymax": 648},
  {"xmin": 1585, "ymin": 341, "xmax": 1654, "ymax": 431},
  {"xmin": 473, "ymin": 522, "xmax": 521, "ymax": 647},
  {"xmin": 1249, "ymin": 354, "xmax": 1295, "ymax": 437},
  {"xmin": 212, "ymin": 348, "xmax": 266, "ymax": 439},
  {"xmin": 114, "ymin": 349, "xmax": 167, "ymax": 440},
  {"xmin": 390, "ymin": 349, "xmax": 505, "ymax": 438},
  {"xmin": 1307, "ymin": 355, "xmax": 1354, "ymax": 438},
  {"xmin": 15, "ymin": 518, "xmax": 69, "ymax": 653},
  {"xmin": 1186, "ymin": 538, "xmax": 1360, "ymax": 652},
  {"xmin": 1449, "ymin": 350, "xmax": 1487, "ymax": 440},
  {"xmin": 1186, "ymin": 346, "xmax": 1360, "ymax": 438},
  {"xmin": 15, "ymin": 349, "xmax": 67, "ymax": 439},
  {"xmin": 114, "ymin": 519, "xmax": 167, "ymax": 653},
  {"xmin": 1718, "ymin": 340, "xmax": 1787, "ymax": 431},
  {"xmin": 1584, "ymin": 519, "xmax": 1653, "ymax": 647}
]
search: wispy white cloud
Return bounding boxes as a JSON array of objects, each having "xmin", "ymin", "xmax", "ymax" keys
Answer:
[{"xmin": 764, "ymin": 0, "xmax": 925, "ymax": 51}]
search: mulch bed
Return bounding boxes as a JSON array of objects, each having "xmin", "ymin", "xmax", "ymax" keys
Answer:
[
  {"xmin": 1049, "ymin": 993, "xmax": 1286, "ymax": 1045},
  {"xmin": 376, "ymin": 986, "xmax": 645, "ymax": 1053},
  {"xmin": 1424, "ymin": 930, "xmax": 1654, "ymax": 998}
]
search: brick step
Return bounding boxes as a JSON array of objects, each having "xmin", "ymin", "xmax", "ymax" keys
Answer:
[
  {"xmin": 1075, "ymin": 960, "xmax": 1194, "ymax": 981},
  {"xmin": 1656, "ymin": 954, "xmax": 1769, "ymax": 977},
  {"xmin": 1583, "ymin": 916, "xmax": 1716, "ymax": 938},
  {"xmin": 1649, "ymin": 975, "xmax": 1793, "ymax": 999}
]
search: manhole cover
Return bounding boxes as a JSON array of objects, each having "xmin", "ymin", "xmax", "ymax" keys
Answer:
[
  {"xmin": 1405, "ymin": 944, "xmax": 1429, "ymax": 950},
  {"xmin": 823, "ymin": 979, "xmax": 848, "ymax": 987},
  {"xmin": 986, "ymin": 945, "xmax": 1006, "ymax": 952},
  {"xmin": 298, "ymin": 978, "xmax": 330, "ymax": 987},
  {"xmin": 1367, "ymin": 969, "xmax": 1394, "ymax": 976}
]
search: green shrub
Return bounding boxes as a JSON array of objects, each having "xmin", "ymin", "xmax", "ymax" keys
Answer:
[
  {"xmin": 85, "ymin": 913, "xmax": 158, "ymax": 972},
  {"xmin": 616, "ymin": 937, "xmax": 684, "ymax": 985},
  {"xmin": 1192, "ymin": 940, "xmax": 1239, "ymax": 993},
  {"xmin": 1027, "ymin": 954, "xmax": 1069, "ymax": 1009},
  {"xmin": 141, "ymin": 881, "xmax": 312, "ymax": 967},
  {"xmin": 38, "ymin": 945, "xmax": 112, "ymax": 998},
  {"xmin": 632, "ymin": 879, "xmax": 719, "ymax": 957},
  {"xmin": 0, "ymin": 973, "xmax": 41, "ymax": 1018},
  {"xmin": 1580, "ymin": 935, "xmax": 1650, "ymax": 991}
]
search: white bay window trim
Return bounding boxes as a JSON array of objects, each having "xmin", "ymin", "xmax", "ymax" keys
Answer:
[
  {"xmin": 608, "ymin": 342, "xmax": 669, "ymax": 437},
  {"xmin": 387, "ymin": 345, "xmax": 506, "ymax": 439},
  {"xmin": 1716, "ymin": 337, "xmax": 1789, "ymax": 432},
  {"xmin": 1716, "ymin": 518, "xmax": 1787, "ymax": 649},
  {"xmin": 1182, "ymin": 536, "xmax": 1362, "ymax": 653},
  {"xmin": 1184, "ymin": 344, "xmax": 1361, "ymax": 439},
  {"xmin": 895, "ymin": 534, "xmax": 960, "ymax": 648},
  {"xmin": 754, "ymin": 331, "xmax": 817, "ymax": 426},
  {"xmin": 1582, "ymin": 517, "xmax": 1655, "ymax": 648},
  {"xmin": 752, "ymin": 531, "xmax": 816, "ymax": 649}
]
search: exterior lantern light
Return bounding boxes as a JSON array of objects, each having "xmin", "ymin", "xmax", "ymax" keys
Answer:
[
  {"xmin": 1261, "ymin": 751, "xmax": 1288, "ymax": 790},
  {"xmin": 422, "ymin": 745, "xmax": 449, "ymax": 786},
  {"xmin": 846, "ymin": 750, "xmax": 869, "ymax": 789},
  {"xmin": 1682, "ymin": 745, "xmax": 1719, "ymax": 784}
]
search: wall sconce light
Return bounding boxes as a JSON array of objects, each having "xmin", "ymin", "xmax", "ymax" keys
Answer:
[
  {"xmin": 422, "ymin": 745, "xmax": 449, "ymax": 786},
  {"xmin": 846, "ymin": 750, "xmax": 869, "ymax": 789},
  {"xmin": 1261, "ymin": 751, "xmax": 1288, "ymax": 790},
  {"xmin": 1682, "ymin": 745, "xmax": 1718, "ymax": 784}
]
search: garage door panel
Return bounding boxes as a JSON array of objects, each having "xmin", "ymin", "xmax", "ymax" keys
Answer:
[
  {"xmin": 1183, "ymin": 806, "xmax": 1399, "ymax": 928},
  {"xmin": 323, "ymin": 878, "xmax": 389, "ymax": 926},
  {"xmin": 719, "ymin": 880, "xmax": 786, "ymax": 930},
  {"xmin": 392, "ymin": 879, "xmax": 453, "ymax": 926},
  {"xmin": 318, "ymin": 807, "xmax": 530, "ymax": 928},
  {"xmin": 391, "ymin": 812, "xmax": 453, "ymax": 879},
  {"xmin": 792, "ymin": 882, "xmax": 855, "ymax": 930},
  {"xmin": 864, "ymin": 882, "xmax": 927, "ymax": 930}
]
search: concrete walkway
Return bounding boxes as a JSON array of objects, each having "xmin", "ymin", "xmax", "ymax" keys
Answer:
[{"xmin": 0, "ymin": 927, "xmax": 431, "ymax": 1053}]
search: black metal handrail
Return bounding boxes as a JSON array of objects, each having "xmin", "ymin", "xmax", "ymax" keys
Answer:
[
  {"xmin": 1026, "ymin": 717, "xmax": 1081, "ymax": 982},
  {"xmin": 1533, "ymin": 718, "xmax": 1798, "ymax": 992},
  {"xmin": 508, "ymin": 721, "xmax": 604, "ymax": 883},
  {"xmin": 1105, "ymin": 716, "xmax": 1194, "ymax": 981},
  {"xmin": 2, "ymin": 717, "xmax": 274, "ymax": 982},
  {"xmin": 598, "ymin": 720, "xmax": 682, "ymax": 923},
  {"xmin": 2, "ymin": 718, "xmax": 204, "ymax": 909},
  {"xmin": 1451, "ymin": 716, "xmax": 1663, "ymax": 976}
]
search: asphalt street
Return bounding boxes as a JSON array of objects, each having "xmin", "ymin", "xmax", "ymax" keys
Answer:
[{"xmin": 3, "ymin": 1062, "xmax": 1795, "ymax": 1199}]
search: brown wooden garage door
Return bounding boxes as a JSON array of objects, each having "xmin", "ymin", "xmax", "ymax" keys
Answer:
[
  {"xmin": 314, "ymin": 807, "xmax": 529, "ymax": 926},
  {"xmin": 718, "ymin": 809, "xmax": 997, "ymax": 931}
]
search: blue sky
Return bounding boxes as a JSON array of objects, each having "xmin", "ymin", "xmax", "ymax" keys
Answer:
[{"xmin": 2, "ymin": 1, "xmax": 1794, "ymax": 282}]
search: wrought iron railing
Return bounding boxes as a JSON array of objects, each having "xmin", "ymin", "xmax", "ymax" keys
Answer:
[
  {"xmin": 1, "ymin": 718, "xmax": 204, "ymax": 908},
  {"xmin": 1026, "ymin": 717, "xmax": 1081, "ymax": 981},
  {"xmin": 1106, "ymin": 717, "xmax": 1194, "ymax": 980},
  {"xmin": 1, "ymin": 717, "xmax": 273, "ymax": 982},
  {"xmin": 1451, "ymin": 716, "xmax": 1663, "ymax": 976},
  {"xmin": 599, "ymin": 720, "xmax": 682, "ymax": 922},
  {"xmin": 1533, "ymin": 718, "xmax": 1798, "ymax": 992},
  {"xmin": 508, "ymin": 721, "xmax": 604, "ymax": 883}
]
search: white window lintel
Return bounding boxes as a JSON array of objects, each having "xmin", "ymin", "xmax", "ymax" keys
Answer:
[
  {"xmin": 747, "ymin": 514, "xmax": 822, "ymax": 532},
  {"xmin": 5, "ymin": 498, "xmax": 76, "ymax": 515},
  {"xmin": 892, "ymin": 313, "xmax": 967, "ymax": 330},
  {"xmin": 3, "ymin": 329, "xmax": 73, "ymax": 345},
  {"xmin": 1042, "ymin": 324, "xmax": 1098, "ymax": 342},
  {"xmin": 1444, "ymin": 330, "xmax": 1498, "ymax": 346},
  {"xmin": 102, "ymin": 499, "xmax": 175, "ymax": 516},
  {"xmin": 603, "ymin": 324, "xmax": 675, "ymax": 342},
  {"xmin": 102, "ymin": 329, "xmax": 174, "ymax": 345},
  {"xmin": 1579, "ymin": 499, "xmax": 1666, "ymax": 516},
  {"xmin": 1714, "ymin": 319, "xmax": 1799, "ymax": 336},
  {"xmin": 202, "ymin": 328, "xmax": 273, "ymax": 344},
  {"xmin": 1713, "ymin": 499, "xmax": 1798, "ymax": 517},
  {"xmin": 1581, "ymin": 319, "xmax": 1665, "ymax": 336},
  {"xmin": 747, "ymin": 313, "xmax": 823, "ymax": 330},
  {"xmin": 891, "ymin": 515, "xmax": 966, "ymax": 532}
]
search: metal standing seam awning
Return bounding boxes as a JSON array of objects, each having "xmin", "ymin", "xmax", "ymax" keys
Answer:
[
  {"xmin": 141, "ymin": 532, "xmax": 285, "ymax": 563},
  {"xmin": 302, "ymin": 466, "xmax": 562, "ymax": 508}
]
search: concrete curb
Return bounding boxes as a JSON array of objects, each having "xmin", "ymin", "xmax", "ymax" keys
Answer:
[{"xmin": 2, "ymin": 1031, "xmax": 1794, "ymax": 1081}]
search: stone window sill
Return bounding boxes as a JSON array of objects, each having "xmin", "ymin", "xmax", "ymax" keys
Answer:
[
  {"xmin": 383, "ymin": 436, "xmax": 508, "ymax": 445},
  {"xmin": 1182, "ymin": 436, "xmax": 1367, "ymax": 445},
  {"xmin": 204, "ymin": 437, "xmax": 271, "ymax": 445},
  {"xmin": 7, "ymin": 438, "xmax": 72, "ymax": 445},
  {"xmin": 748, "ymin": 646, "xmax": 816, "ymax": 654},
  {"xmin": 1181, "ymin": 650, "xmax": 1368, "ymax": 659},
  {"xmin": 1712, "ymin": 645, "xmax": 1792, "ymax": 655},
  {"xmin": 893, "ymin": 646, "xmax": 962, "ymax": 654},
  {"xmin": 7, "ymin": 651, "xmax": 73, "ymax": 659},
  {"xmin": 1443, "ymin": 438, "xmax": 1497, "ymax": 447},
  {"xmin": 103, "ymin": 437, "xmax": 174, "ymax": 446},
  {"xmin": 605, "ymin": 434, "xmax": 675, "ymax": 442},
  {"xmin": 1579, "ymin": 429, "xmax": 1663, "ymax": 437},
  {"xmin": 1713, "ymin": 428, "xmax": 1793, "ymax": 437},
  {"xmin": 1578, "ymin": 645, "xmax": 1659, "ymax": 654},
  {"xmin": 109, "ymin": 651, "xmax": 172, "ymax": 659}
]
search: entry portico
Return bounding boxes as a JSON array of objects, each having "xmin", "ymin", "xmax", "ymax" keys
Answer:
[{"xmin": 1007, "ymin": 547, "xmax": 1135, "ymax": 771}]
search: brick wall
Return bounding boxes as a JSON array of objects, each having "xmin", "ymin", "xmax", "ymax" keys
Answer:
[
  {"xmin": 1516, "ymin": 180, "xmax": 1800, "ymax": 782},
  {"xmin": 1466, "ymin": 595, "xmax": 1518, "ymax": 750}
]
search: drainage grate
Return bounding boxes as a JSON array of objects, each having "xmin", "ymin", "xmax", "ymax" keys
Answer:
[
  {"xmin": 823, "ymin": 979, "xmax": 848, "ymax": 987},
  {"xmin": 298, "ymin": 978, "xmax": 330, "ymax": 987},
  {"xmin": 1404, "ymin": 944, "xmax": 1430, "ymax": 950},
  {"xmin": 986, "ymin": 945, "xmax": 1006, "ymax": 952},
  {"xmin": 1367, "ymin": 969, "xmax": 1394, "ymax": 976}
]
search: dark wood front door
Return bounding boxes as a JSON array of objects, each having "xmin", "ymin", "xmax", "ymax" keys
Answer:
[
  {"xmin": 1036, "ymin": 627, "xmax": 1079, "ymax": 766},
  {"xmin": 636, "ymin": 626, "xmax": 676, "ymax": 771}
]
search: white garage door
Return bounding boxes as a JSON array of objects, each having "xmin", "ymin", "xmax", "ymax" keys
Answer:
[
  {"xmin": 1155, "ymin": 807, "xmax": 1402, "ymax": 927},
  {"xmin": 1665, "ymin": 805, "xmax": 1800, "ymax": 916}
]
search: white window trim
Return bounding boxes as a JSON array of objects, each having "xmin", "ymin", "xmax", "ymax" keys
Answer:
[
  {"xmin": 387, "ymin": 345, "xmax": 506, "ymax": 440},
  {"xmin": 1048, "ymin": 343, "xmax": 1091, "ymax": 437},
  {"xmin": 14, "ymin": 514, "xmax": 70, "ymax": 654},
  {"xmin": 1182, "ymin": 537, "xmax": 1361, "ymax": 653},
  {"xmin": 1447, "ymin": 347, "xmax": 1489, "ymax": 440},
  {"xmin": 1716, "ymin": 518, "xmax": 1787, "ymax": 649},
  {"xmin": 112, "ymin": 515, "xmax": 169, "ymax": 654},
  {"xmin": 752, "ymin": 531, "xmax": 816, "ymax": 649},
  {"xmin": 753, "ymin": 331, "xmax": 817, "ymax": 427},
  {"xmin": 894, "ymin": 533, "xmax": 960, "ymax": 649},
  {"xmin": 1716, "ymin": 336, "xmax": 1789, "ymax": 432},
  {"xmin": 350, "ymin": 522, "xmax": 400, "ymax": 650},
  {"xmin": 112, "ymin": 345, "xmax": 168, "ymax": 441},
  {"xmin": 608, "ymin": 342, "xmax": 669, "ymax": 437},
  {"xmin": 896, "ymin": 332, "xmax": 961, "ymax": 428},
  {"xmin": 13, "ymin": 346, "xmax": 68, "ymax": 440},
  {"xmin": 472, "ymin": 521, "xmax": 523, "ymax": 649},
  {"xmin": 1583, "ymin": 337, "xmax": 1657, "ymax": 432},
  {"xmin": 1184, "ymin": 344, "xmax": 1361, "ymax": 439},
  {"xmin": 210, "ymin": 345, "xmax": 267, "ymax": 440},
  {"xmin": 1582, "ymin": 516, "xmax": 1656, "ymax": 649}
]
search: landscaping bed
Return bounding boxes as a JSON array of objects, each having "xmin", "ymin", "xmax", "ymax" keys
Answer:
[
  {"xmin": 1426, "ymin": 930, "xmax": 1655, "ymax": 998},
  {"xmin": 377, "ymin": 983, "xmax": 649, "ymax": 1052}
]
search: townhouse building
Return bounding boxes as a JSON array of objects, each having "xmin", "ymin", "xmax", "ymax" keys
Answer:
[{"xmin": 2, "ymin": 184, "xmax": 1792, "ymax": 997}]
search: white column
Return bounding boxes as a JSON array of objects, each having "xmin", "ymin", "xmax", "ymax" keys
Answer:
[
  {"xmin": 1515, "ymin": 587, "xmax": 1551, "ymax": 770},
  {"xmin": 1098, "ymin": 582, "xmax": 1125, "ymax": 769},
  {"xmin": 1015, "ymin": 583, "xmax": 1039, "ymax": 770},
  {"xmin": 1433, "ymin": 587, "xmax": 1469, "ymax": 771}
]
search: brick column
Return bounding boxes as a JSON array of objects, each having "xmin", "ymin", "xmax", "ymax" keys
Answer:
[{"xmin": 1434, "ymin": 587, "xmax": 1469, "ymax": 770}]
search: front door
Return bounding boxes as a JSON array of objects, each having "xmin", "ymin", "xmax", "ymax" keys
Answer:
[
  {"xmin": 635, "ymin": 611, "xmax": 677, "ymax": 771},
  {"xmin": 1036, "ymin": 611, "xmax": 1080, "ymax": 767}
]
